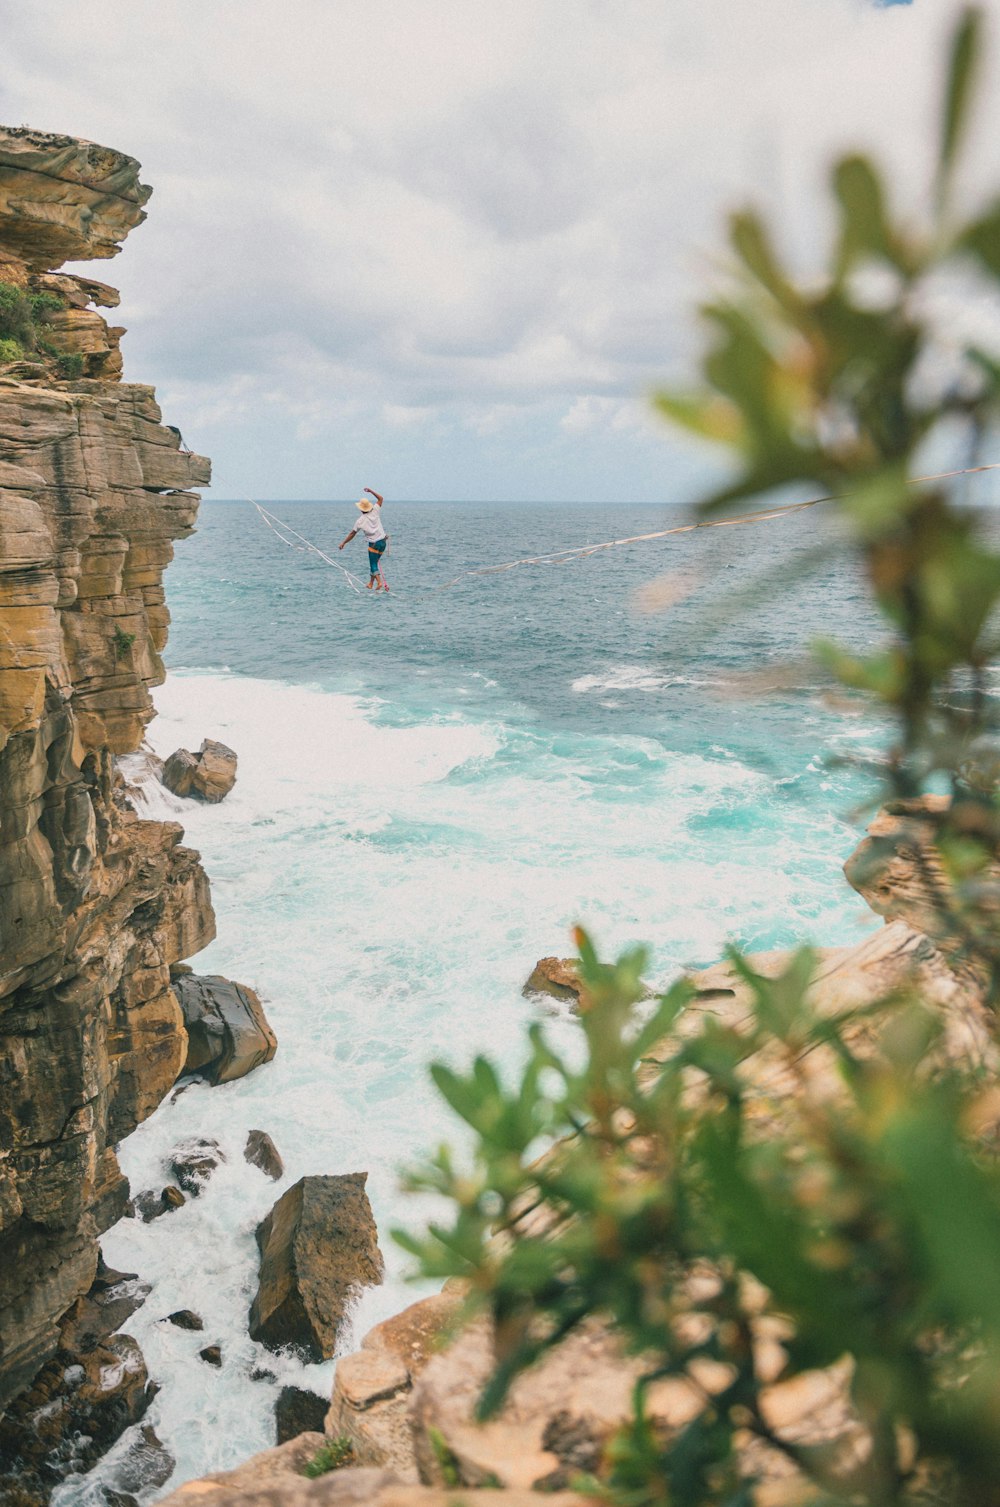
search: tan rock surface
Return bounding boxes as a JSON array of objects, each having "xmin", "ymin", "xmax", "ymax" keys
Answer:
[
  {"xmin": 0, "ymin": 119, "xmax": 214, "ymax": 1449},
  {"xmin": 328, "ymin": 1291, "xmax": 463, "ymax": 1480},
  {"xmin": 250, "ymin": 1176, "xmax": 385, "ymax": 1361},
  {"xmin": 158, "ymin": 1439, "xmax": 588, "ymax": 1507}
]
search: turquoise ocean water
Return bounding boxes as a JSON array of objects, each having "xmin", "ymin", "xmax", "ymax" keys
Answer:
[{"xmin": 60, "ymin": 498, "xmax": 893, "ymax": 1502}]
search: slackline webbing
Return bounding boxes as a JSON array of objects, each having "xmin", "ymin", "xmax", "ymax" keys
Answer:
[{"xmin": 247, "ymin": 460, "xmax": 1000, "ymax": 600}]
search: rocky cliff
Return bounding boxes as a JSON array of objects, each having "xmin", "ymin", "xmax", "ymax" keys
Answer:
[{"xmin": 0, "ymin": 125, "xmax": 213, "ymax": 1424}]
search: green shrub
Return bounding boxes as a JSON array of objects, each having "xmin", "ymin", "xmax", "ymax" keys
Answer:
[
  {"xmin": 400, "ymin": 9, "xmax": 1000, "ymax": 1504},
  {"xmin": 301, "ymin": 1437, "xmax": 354, "ymax": 1477},
  {"xmin": 56, "ymin": 352, "xmax": 84, "ymax": 380},
  {"xmin": 0, "ymin": 336, "xmax": 22, "ymax": 364},
  {"xmin": 112, "ymin": 626, "xmax": 136, "ymax": 662},
  {"xmin": 0, "ymin": 280, "xmax": 67, "ymax": 365}
]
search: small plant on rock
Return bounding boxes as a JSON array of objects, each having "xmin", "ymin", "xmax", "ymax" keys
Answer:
[
  {"xmin": 301, "ymin": 1437, "xmax": 354, "ymax": 1477},
  {"xmin": 112, "ymin": 626, "xmax": 136, "ymax": 662}
]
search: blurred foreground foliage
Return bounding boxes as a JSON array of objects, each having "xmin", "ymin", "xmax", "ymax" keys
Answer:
[{"xmin": 399, "ymin": 10, "xmax": 1000, "ymax": 1504}]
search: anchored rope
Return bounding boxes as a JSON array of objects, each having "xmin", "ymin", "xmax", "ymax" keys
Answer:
[{"xmin": 247, "ymin": 460, "xmax": 1000, "ymax": 600}]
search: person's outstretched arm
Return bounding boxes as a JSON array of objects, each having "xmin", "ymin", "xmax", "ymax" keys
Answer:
[
  {"xmin": 339, "ymin": 529, "xmax": 357, "ymax": 550},
  {"xmin": 365, "ymin": 488, "xmax": 384, "ymax": 507}
]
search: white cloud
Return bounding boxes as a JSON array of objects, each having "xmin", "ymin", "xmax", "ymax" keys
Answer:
[{"xmin": 2, "ymin": 0, "xmax": 997, "ymax": 499}]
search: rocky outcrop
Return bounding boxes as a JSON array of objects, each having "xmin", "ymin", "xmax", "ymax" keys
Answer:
[
  {"xmin": 0, "ymin": 120, "xmax": 213, "ymax": 1453},
  {"xmin": 249, "ymin": 1175, "xmax": 384, "ymax": 1361},
  {"xmin": 844, "ymin": 795, "xmax": 1000, "ymax": 988},
  {"xmin": 175, "ymin": 973, "xmax": 277, "ymax": 1083},
  {"xmin": 327, "ymin": 1291, "xmax": 462, "ymax": 1480},
  {"xmin": 162, "ymin": 738, "xmax": 238, "ymax": 803}
]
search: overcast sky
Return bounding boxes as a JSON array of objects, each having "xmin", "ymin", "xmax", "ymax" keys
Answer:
[{"xmin": 3, "ymin": 0, "xmax": 998, "ymax": 501}]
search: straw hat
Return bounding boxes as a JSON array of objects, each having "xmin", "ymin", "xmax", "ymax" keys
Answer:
[{"xmin": 356, "ymin": 496, "xmax": 374, "ymax": 512}]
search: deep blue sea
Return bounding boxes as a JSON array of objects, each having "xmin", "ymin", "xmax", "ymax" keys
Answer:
[{"xmin": 64, "ymin": 498, "xmax": 896, "ymax": 1502}]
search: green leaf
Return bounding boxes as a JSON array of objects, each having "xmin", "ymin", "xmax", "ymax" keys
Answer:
[
  {"xmin": 832, "ymin": 155, "xmax": 905, "ymax": 274},
  {"xmin": 957, "ymin": 200, "xmax": 1000, "ymax": 277},
  {"xmin": 937, "ymin": 6, "xmax": 983, "ymax": 209},
  {"xmin": 654, "ymin": 390, "xmax": 745, "ymax": 446},
  {"xmin": 729, "ymin": 208, "xmax": 801, "ymax": 313}
]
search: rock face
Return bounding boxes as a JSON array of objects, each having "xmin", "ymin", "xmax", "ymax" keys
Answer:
[
  {"xmin": 174, "ymin": 974, "xmax": 277, "ymax": 1083},
  {"xmin": 249, "ymin": 1175, "xmax": 384, "ymax": 1361},
  {"xmin": 0, "ymin": 120, "xmax": 213, "ymax": 1450},
  {"xmin": 162, "ymin": 738, "xmax": 238, "ymax": 802}
]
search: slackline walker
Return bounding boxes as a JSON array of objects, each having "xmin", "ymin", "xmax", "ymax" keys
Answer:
[{"xmin": 247, "ymin": 461, "xmax": 1000, "ymax": 601}]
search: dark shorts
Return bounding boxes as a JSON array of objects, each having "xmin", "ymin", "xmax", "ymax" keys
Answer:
[{"xmin": 367, "ymin": 538, "xmax": 386, "ymax": 574}]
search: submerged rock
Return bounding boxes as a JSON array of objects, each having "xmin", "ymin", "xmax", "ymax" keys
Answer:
[
  {"xmin": 249, "ymin": 1174, "xmax": 384, "ymax": 1361},
  {"xmin": 174, "ymin": 974, "xmax": 277, "ymax": 1085},
  {"xmin": 199, "ymin": 1345, "xmax": 222, "ymax": 1368},
  {"xmin": 169, "ymin": 1138, "xmax": 226, "ymax": 1196},
  {"xmin": 165, "ymin": 1310, "xmax": 204, "ymax": 1331},
  {"xmin": 245, "ymin": 1129, "xmax": 284, "ymax": 1181},
  {"xmin": 162, "ymin": 738, "xmax": 237, "ymax": 803},
  {"xmin": 274, "ymin": 1385, "xmax": 328, "ymax": 1444},
  {"xmin": 131, "ymin": 1185, "xmax": 186, "ymax": 1222}
]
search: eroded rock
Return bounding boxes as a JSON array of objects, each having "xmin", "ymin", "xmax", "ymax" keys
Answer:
[
  {"xmin": 249, "ymin": 1174, "xmax": 384, "ymax": 1361},
  {"xmin": 0, "ymin": 121, "xmax": 213, "ymax": 1430},
  {"xmin": 175, "ymin": 974, "xmax": 277, "ymax": 1085},
  {"xmin": 162, "ymin": 738, "xmax": 237, "ymax": 803}
]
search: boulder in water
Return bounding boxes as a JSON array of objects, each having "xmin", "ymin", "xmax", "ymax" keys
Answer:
[
  {"xmin": 244, "ymin": 1130, "xmax": 284, "ymax": 1181},
  {"xmin": 274, "ymin": 1385, "xmax": 328, "ymax": 1443},
  {"xmin": 248, "ymin": 1174, "xmax": 384, "ymax": 1361},
  {"xmin": 523, "ymin": 956, "xmax": 589, "ymax": 1007},
  {"xmin": 161, "ymin": 739, "xmax": 237, "ymax": 802},
  {"xmin": 165, "ymin": 1310, "xmax": 203, "ymax": 1331},
  {"xmin": 169, "ymin": 1137, "xmax": 226, "ymax": 1196},
  {"xmin": 174, "ymin": 974, "xmax": 277, "ymax": 1085}
]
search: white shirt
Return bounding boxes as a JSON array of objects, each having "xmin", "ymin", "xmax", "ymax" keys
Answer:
[{"xmin": 354, "ymin": 507, "xmax": 386, "ymax": 542}]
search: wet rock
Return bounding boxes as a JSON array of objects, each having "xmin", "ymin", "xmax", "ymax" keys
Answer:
[
  {"xmin": 60, "ymin": 1274, "xmax": 150, "ymax": 1352},
  {"xmin": 275, "ymin": 1385, "xmax": 328, "ymax": 1443},
  {"xmin": 249, "ymin": 1174, "xmax": 384, "ymax": 1361},
  {"xmin": 169, "ymin": 1137, "xmax": 226, "ymax": 1196},
  {"xmin": 199, "ymin": 1345, "xmax": 223, "ymax": 1367},
  {"xmin": 109, "ymin": 1424, "xmax": 175, "ymax": 1497},
  {"xmin": 245, "ymin": 1130, "xmax": 284, "ymax": 1181},
  {"xmin": 175, "ymin": 974, "xmax": 277, "ymax": 1085},
  {"xmin": 523, "ymin": 956, "xmax": 589, "ymax": 1008},
  {"xmin": 131, "ymin": 1185, "xmax": 186, "ymax": 1222},
  {"xmin": 162, "ymin": 739, "xmax": 237, "ymax": 803},
  {"xmin": 0, "ymin": 1333, "xmax": 156, "ymax": 1505},
  {"xmin": 250, "ymin": 1365, "xmax": 278, "ymax": 1383},
  {"xmin": 165, "ymin": 1310, "xmax": 204, "ymax": 1331}
]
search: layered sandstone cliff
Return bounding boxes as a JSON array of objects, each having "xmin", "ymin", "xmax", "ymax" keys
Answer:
[{"xmin": 0, "ymin": 123, "xmax": 213, "ymax": 1428}]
